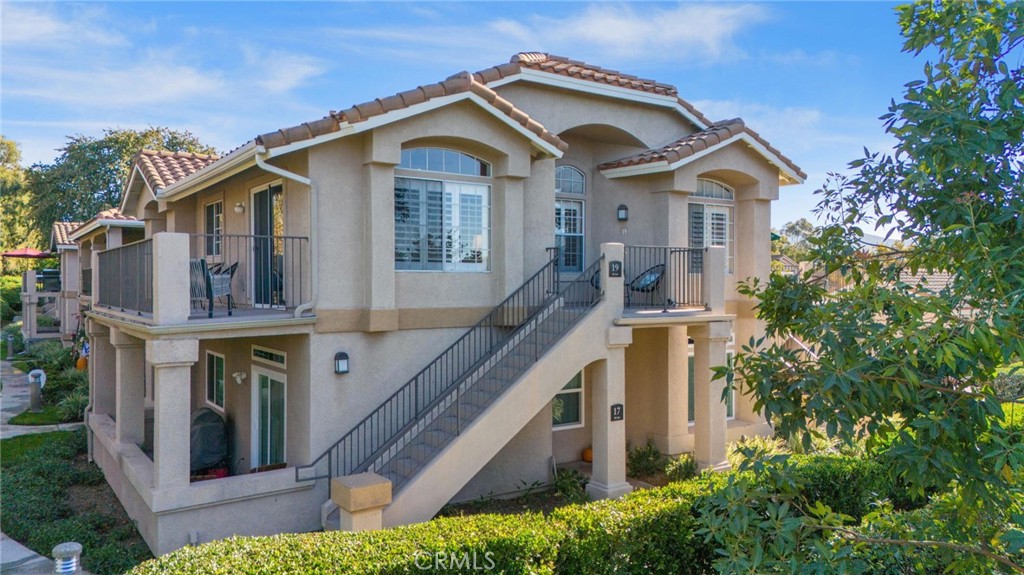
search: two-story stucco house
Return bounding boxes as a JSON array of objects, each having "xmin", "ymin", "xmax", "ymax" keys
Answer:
[{"xmin": 82, "ymin": 53, "xmax": 804, "ymax": 555}]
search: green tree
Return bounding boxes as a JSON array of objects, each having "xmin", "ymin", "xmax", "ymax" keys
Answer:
[
  {"xmin": 772, "ymin": 218, "xmax": 816, "ymax": 261},
  {"xmin": 703, "ymin": 1, "xmax": 1024, "ymax": 573},
  {"xmin": 26, "ymin": 127, "xmax": 217, "ymax": 236},
  {"xmin": 0, "ymin": 136, "xmax": 43, "ymax": 274}
]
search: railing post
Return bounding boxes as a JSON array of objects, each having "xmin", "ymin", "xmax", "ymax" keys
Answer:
[
  {"xmin": 703, "ymin": 246, "xmax": 726, "ymax": 313},
  {"xmin": 152, "ymin": 233, "xmax": 191, "ymax": 325},
  {"xmin": 601, "ymin": 243, "xmax": 625, "ymax": 320}
]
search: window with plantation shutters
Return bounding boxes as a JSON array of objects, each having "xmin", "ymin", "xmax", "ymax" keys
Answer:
[{"xmin": 688, "ymin": 179, "xmax": 735, "ymax": 274}]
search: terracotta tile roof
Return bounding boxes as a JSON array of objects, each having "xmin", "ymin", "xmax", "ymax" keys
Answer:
[
  {"xmin": 900, "ymin": 269, "xmax": 954, "ymax": 293},
  {"xmin": 92, "ymin": 208, "xmax": 137, "ymax": 222},
  {"xmin": 135, "ymin": 149, "xmax": 219, "ymax": 191},
  {"xmin": 257, "ymin": 72, "xmax": 567, "ymax": 153},
  {"xmin": 51, "ymin": 221, "xmax": 82, "ymax": 247},
  {"xmin": 597, "ymin": 118, "xmax": 807, "ymax": 180},
  {"xmin": 472, "ymin": 53, "xmax": 715, "ymax": 128}
]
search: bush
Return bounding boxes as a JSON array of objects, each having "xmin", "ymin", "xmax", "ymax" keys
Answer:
[
  {"xmin": 553, "ymin": 468, "xmax": 588, "ymax": 504},
  {"xmin": 57, "ymin": 388, "xmax": 89, "ymax": 422},
  {"xmin": 0, "ymin": 274, "xmax": 22, "ymax": 317},
  {"xmin": 727, "ymin": 435, "xmax": 790, "ymax": 467},
  {"xmin": 28, "ymin": 340, "xmax": 75, "ymax": 372},
  {"xmin": 994, "ymin": 372, "xmax": 1024, "ymax": 402},
  {"xmin": 665, "ymin": 453, "xmax": 698, "ymax": 483},
  {"xmin": 789, "ymin": 455, "xmax": 891, "ymax": 521},
  {"xmin": 2, "ymin": 322, "xmax": 24, "ymax": 353},
  {"xmin": 627, "ymin": 441, "xmax": 667, "ymax": 478},
  {"xmin": 42, "ymin": 367, "xmax": 88, "ymax": 406},
  {"xmin": 132, "ymin": 513, "xmax": 564, "ymax": 575}
]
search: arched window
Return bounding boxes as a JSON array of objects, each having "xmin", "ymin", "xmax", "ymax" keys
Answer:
[
  {"xmin": 555, "ymin": 165, "xmax": 585, "ymax": 195},
  {"xmin": 395, "ymin": 147, "xmax": 491, "ymax": 272},
  {"xmin": 399, "ymin": 148, "xmax": 491, "ymax": 177},
  {"xmin": 689, "ymin": 178, "xmax": 734, "ymax": 273},
  {"xmin": 555, "ymin": 165, "xmax": 586, "ymax": 272},
  {"xmin": 694, "ymin": 178, "xmax": 734, "ymax": 200}
]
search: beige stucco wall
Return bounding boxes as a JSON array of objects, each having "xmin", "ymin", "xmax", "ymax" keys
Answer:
[{"xmin": 191, "ymin": 334, "xmax": 311, "ymax": 474}]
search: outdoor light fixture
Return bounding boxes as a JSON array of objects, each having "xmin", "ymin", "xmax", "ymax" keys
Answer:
[
  {"xmin": 617, "ymin": 204, "xmax": 629, "ymax": 222},
  {"xmin": 232, "ymin": 371, "xmax": 247, "ymax": 385},
  {"xmin": 335, "ymin": 352, "xmax": 350, "ymax": 375},
  {"xmin": 234, "ymin": 202, "xmax": 245, "ymax": 214}
]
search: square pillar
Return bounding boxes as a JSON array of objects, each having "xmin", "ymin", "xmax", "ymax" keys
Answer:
[
  {"xmin": 703, "ymin": 246, "xmax": 726, "ymax": 313},
  {"xmin": 587, "ymin": 328, "xmax": 633, "ymax": 500},
  {"xmin": 151, "ymin": 233, "xmax": 191, "ymax": 325},
  {"xmin": 331, "ymin": 473, "xmax": 392, "ymax": 532},
  {"xmin": 147, "ymin": 338, "xmax": 198, "ymax": 490},
  {"xmin": 87, "ymin": 321, "xmax": 115, "ymax": 416},
  {"xmin": 111, "ymin": 327, "xmax": 146, "ymax": 446},
  {"xmin": 648, "ymin": 326, "xmax": 690, "ymax": 455},
  {"xmin": 691, "ymin": 321, "xmax": 732, "ymax": 469}
]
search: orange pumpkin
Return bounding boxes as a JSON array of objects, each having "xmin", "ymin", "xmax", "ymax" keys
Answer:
[
  {"xmin": 76, "ymin": 356, "xmax": 88, "ymax": 371},
  {"xmin": 582, "ymin": 447, "xmax": 593, "ymax": 463}
]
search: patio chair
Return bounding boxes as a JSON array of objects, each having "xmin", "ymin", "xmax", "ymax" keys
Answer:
[
  {"xmin": 189, "ymin": 259, "xmax": 209, "ymax": 312},
  {"xmin": 625, "ymin": 264, "xmax": 665, "ymax": 308},
  {"xmin": 209, "ymin": 262, "xmax": 237, "ymax": 315}
]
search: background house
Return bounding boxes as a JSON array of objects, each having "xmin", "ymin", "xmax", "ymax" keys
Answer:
[{"xmin": 82, "ymin": 53, "xmax": 803, "ymax": 554}]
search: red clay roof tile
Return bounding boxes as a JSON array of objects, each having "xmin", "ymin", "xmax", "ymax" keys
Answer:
[
  {"xmin": 51, "ymin": 221, "xmax": 82, "ymax": 247},
  {"xmin": 135, "ymin": 149, "xmax": 219, "ymax": 191}
]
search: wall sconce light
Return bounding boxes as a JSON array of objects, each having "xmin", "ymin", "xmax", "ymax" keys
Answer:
[
  {"xmin": 234, "ymin": 202, "xmax": 245, "ymax": 214},
  {"xmin": 616, "ymin": 204, "xmax": 629, "ymax": 222},
  {"xmin": 334, "ymin": 352, "xmax": 350, "ymax": 375},
  {"xmin": 232, "ymin": 371, "xmax": 247, "ymax": 385}
]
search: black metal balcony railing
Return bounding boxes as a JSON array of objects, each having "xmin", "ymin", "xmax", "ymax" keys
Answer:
[
  {"xmin": 97, "ymin": 240, "xmax": 153, "ymax": 314},
  {"xmin": 622, "ymin": 246, "xmax": 706, "ymax": 311},
  {"xmin": 189, "ymin": 234, "xmax": 310, "ymax": 315},
  {"xmin": 81, "ymin": 268, "xmax": 92, "ymax": 296}
]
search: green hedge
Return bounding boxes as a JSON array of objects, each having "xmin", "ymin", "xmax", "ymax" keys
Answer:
[{"xmin": 128, "ymin": 455, "xmax": 900, "ymax": 575}]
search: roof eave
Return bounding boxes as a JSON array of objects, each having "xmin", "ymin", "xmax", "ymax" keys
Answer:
[
  {"xmin": 69, "ymin": 219, "xmax": 145, "ymax": 242},
  {"xmin": 157, "ymin": 141, "xmax": 259, "ymax": 202}
]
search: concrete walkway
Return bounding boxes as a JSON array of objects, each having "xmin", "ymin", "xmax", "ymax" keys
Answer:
[
  {"xmin": 1, "ymin": 359, "xmax": 83, "ymax": 439},
  {"xmin": 1, "ymin": 359, "xmax": 89, "ymax": 574}
]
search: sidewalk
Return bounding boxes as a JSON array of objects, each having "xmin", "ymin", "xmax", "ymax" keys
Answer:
[
  {"xmin": 1, "ymin": 359, "xmax": 83, "ymax": 439},
  {"xmin": 1, "ymin": 359, "xmax": 89, "ymax": 574}
]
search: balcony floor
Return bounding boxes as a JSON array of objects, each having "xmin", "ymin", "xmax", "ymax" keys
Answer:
[{"xmin": 187, "ymin": 307, "xmax": 299, "ymax": 324}]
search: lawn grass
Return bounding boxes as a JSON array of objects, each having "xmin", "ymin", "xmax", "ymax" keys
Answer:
[
  {"xmin": 0, "ymin": 431, "xmax": 68, "ymax": 465},
  {"xmin": 11, "ymin": 359, "xmax": 36, "ymax": 373},
  {"xmin": 9, "ymin": 405, "xmax": 64, "ymax": 425},
  {"xmin": 0, "ymin": 430, "xmax": 152, "ymax": 574}
]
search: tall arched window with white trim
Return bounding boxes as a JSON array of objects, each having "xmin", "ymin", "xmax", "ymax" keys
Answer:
[
  {"xmin": 555, "ymin": 165, "xmax": 585, "ymax": 273},
  {"xmin": 688, "ymin": 178, "xmax": 735, "ymax": 274},
  {"xmin": 394, "ymin": 148, "xmax": 491, "ymax": 272}
]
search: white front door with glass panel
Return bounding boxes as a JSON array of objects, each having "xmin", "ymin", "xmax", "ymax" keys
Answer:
[
  {"xmin": 251, "ymin": 367, "xmax": 286, "ymax": 470},
  {"xmin": 251, "ymin": 183, "xmax": 285, "ymax": 308},
  {"xmin": 555, "ymin": 199, "xmax": 584, "ymax": 273}
]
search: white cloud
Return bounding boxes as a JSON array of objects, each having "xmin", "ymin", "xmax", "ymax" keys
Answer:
[
  {"xmin": 242, "ymin": 46, "xmax": 328, "ymax": 94},
  {"xmin": 327, "ymin": 3, "xmax": 768, "ymax": 67},
  {"xmin": 2, "ymin": 4, "xmax": 126, "ymax": 48}
]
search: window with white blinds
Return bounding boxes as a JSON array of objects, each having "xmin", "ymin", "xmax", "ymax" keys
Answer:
[{"xmin": 688, "ymin": 179, "xmax": 735, "ymax": 274}]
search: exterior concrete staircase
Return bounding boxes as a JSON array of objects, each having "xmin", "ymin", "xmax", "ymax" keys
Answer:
[{"xmin": 298, "ymin": 254, "xmax": 609, "ymax": 529}]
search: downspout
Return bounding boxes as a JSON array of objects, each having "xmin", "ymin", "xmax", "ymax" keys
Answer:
[{"xmin": 254, "ymin": 146, "xmax": 317, "ymax": 318}]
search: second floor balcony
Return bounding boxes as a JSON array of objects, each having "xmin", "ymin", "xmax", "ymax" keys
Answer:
[{"xmin": 94, "ymin": 232, "xmax": 311, "ymax": 325}]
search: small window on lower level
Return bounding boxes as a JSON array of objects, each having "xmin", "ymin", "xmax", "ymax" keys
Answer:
[
  {"xmin": 252, "ymin": 345, "xmax": 287, "ymax": 368},
  {"xmin": 688, "ymin": 352, "xmax": 734, "ymax": 422},
  {"xmin": 206, "ymin": 351, "xmax": 225, "ymax": 410},
  {"xmin": 553, "ymin": 371, "xmax": 584, "ymax": 429}
]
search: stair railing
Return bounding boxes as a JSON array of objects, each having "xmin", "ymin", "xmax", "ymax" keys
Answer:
[
  {"xmin": 296, "ymin": 249, "xmax": 561, "ymax": 482},
  {"xmin": 377, "ymin": 255, "xmax": 605, "ymax": 491}
]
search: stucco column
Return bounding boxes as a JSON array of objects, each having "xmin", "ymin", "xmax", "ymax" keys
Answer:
[
  {"xmin": 495, "ymin": 176, "xmax": 525, "ymax": 295},
  {"xmin": 148, "ymin": 338, "xmax": 198, "ymax": 490},
  {"xmin": 691, "ymin": 321, "xmax": 732, "ymax": 469},
  {"xmin": 87, "ymin": 320, "xmax": 115, "ymax": 416},
  {"xmin": 111, "ymin": 327, "xmax": 146, "ymax": 446},
  {"xmin": 734, "ymin": 198, "xmax": 772, "ymax": 426},
  {"xmin": 649, "ymin": 325, "xmax": 689, "ymax": 455},
  {"xmin": 586, "ymin": 342, "xmax": 632, "ymax": 500},
  {"xmin": 90, "ymin": 250, "xmax": 102, "ymax": 307},
  {"xmin": 363, "ymin": 160, "xmax": 397, "ymax": 331},
  {"xmin": 151, "ymin": 233, "xmax": 191, "ymax": 325}
]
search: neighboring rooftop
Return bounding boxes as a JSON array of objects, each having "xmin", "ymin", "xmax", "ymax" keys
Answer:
[
  {"xmin": 51, "ymin": 221, "xmax": 82, "ymax": 248},
  {"xmin": 69, "ymin": 208, "xmax": 143, "ymax": 241},
  {"xmin": 135, "ymin": 149, "xmax": 220, "ymax": 191},
  {"xmin": 598, "ymin": 118, "xmax": 807, "ymax": 181}
]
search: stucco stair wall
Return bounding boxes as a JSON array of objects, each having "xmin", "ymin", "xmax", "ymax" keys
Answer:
[{"xmin": 381, "ymin": 300, "xmax": 611, "ymax": 526}]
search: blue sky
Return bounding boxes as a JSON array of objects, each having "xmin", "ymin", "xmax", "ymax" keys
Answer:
[{"xmin": 2, "ymin": 1, "xmax": 923, "ymax": 227}]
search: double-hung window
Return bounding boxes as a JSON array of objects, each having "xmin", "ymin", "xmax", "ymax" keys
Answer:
[
  {"xmin": 394, "ymin": 148, "xmax": 491, "ymax": 272},
  {"xmin": 554, "ymin": 165, "xmax": 585, "ymax": 273},
  {"xmin": 205, "ymin": 201, "xmax": 223, "ymax": 256},
  {"xmin": 688, "ymin": 179, "xmax": 734, "ymax": 274}
]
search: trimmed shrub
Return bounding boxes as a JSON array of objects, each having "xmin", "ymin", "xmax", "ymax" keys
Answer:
[
  {"xmin": 665, "ymin": 452, "xmax": 698, "ymax": 483},
  {"xmin": 627, "ymin": 441, "xmax": 667, "ymax": 477},
  {"xmin": 994, "ymin": 370, "xmax": 1024, "ymax": 402},
  {"xmin": 789, "ymin": 455, "xmax": 891, "ymax": 521},
  {"xmin": 727, "ymin": 435, "xmax": 790, "ymax": 467},
  {"xmin": 131, "ymin": 513, "xmax": 564, "ymax": 575}
]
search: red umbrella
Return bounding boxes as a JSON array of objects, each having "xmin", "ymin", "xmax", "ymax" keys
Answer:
[{"xmin": 1, "ymin": 247, "xmax": 52, "ymax": 258}]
